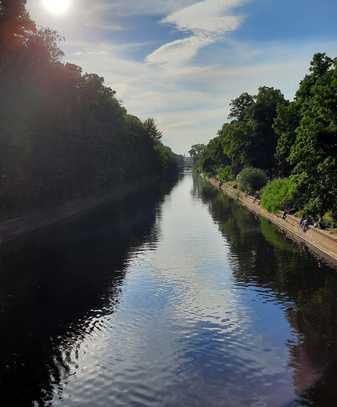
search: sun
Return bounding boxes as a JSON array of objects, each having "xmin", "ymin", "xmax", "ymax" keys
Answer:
[{"xmin": 42, "ymin": 0, "xmax": 72, "ymax": 15}]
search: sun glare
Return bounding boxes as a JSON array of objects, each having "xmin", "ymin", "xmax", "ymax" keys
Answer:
[{"xmin": 42, "ymin": 0, "xmax": 72, "ymax": 15}]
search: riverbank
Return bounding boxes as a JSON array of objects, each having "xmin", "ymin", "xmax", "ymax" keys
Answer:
[
  {"xmin": 208, "ymin": 177, "xmax": 337, "ymax": 268},
  {"xmin": 0, "ymin": 177, "xmax": 162, "ymax": 246}
]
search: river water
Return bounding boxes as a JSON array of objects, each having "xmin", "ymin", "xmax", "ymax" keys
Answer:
[{"xmin": 1, "ymin": 172, "xmax": 337, "ymax": 406}]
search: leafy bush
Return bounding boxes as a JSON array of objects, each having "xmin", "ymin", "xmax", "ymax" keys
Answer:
[
  {"xmin": 322, "ymin": 212, "xmax": 337, "ymax": 228},
  {"xmin": 261, "ymin": 178, "xmax": 297, "ymax": 213},
  {"xmin": 218, "ymin": 166, "xmax": 233, "ymax": 183},
  {"xmin": 237, "ymin": 167, "xmax": 268, "ymax": 194}
]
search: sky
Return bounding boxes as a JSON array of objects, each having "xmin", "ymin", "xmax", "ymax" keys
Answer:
[{"xmin": 27, "ymin": 0, "xmax": 337, "ymax": 154}]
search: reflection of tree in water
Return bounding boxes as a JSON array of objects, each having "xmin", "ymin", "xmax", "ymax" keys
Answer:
[
  {"xmin": 0, "ymin": 177, "xmax": 178, "ymax": 406},
  {"xmin": 196, "ymin": 178, "xmax": 337, "ymax": 405}
]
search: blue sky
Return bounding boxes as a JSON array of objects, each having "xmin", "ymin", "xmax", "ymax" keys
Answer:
[{"xmin": 28, "ymin": 0, "xmax": 337, "ymax": 153}]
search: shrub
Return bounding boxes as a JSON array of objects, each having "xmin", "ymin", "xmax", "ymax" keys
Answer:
[
  {"xmin": 322, "ymin": 212, "xmax": 337, "ymax": 228},
  {"xmin": 237, "ymin": 167, "xmax": 268, "ymax": 194},
  {"xmin": 218, "ymin": 166, "xmax": 233, "ymax": 183},
  {"xmin": 261, "ymin": 178, "xmax": 296, "ymax": 213}
]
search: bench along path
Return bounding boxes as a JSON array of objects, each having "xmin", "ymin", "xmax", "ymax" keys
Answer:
[{"xmin": 209, "ymin": 177, "xmax": 337, "ymax": 268}]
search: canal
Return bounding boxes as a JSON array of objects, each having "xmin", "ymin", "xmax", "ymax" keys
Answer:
[{"xmin": 1, "ymin": 172, "xmax": 337, "ymax": 406}]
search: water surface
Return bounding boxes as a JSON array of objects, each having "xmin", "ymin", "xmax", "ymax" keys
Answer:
[{"xmin": 1, "ymin": 172, "xmax": 337, "ymax": 406}]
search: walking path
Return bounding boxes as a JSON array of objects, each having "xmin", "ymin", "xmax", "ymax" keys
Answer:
[{"xmin": 209, "ymin": 177, "xmax": 337, "ymax": 268}]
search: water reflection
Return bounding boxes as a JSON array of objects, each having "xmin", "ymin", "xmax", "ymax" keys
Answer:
[
  {"xmin": 195, "ymin": 176, "xmax": 337, "ymax": 406},
  {"xmin": 0, "ymin": 178, "xmax": 178, "ymax": 406},
  {"xmin": 2, "ymin": 173, "xmax": 337, "ymax": 407}
]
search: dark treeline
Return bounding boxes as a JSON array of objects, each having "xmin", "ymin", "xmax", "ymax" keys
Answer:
[
  {"xmin": 0, "ymin": 0, "xmax": 181, "ymax": 218},
  {"xmin": 191, "ymin": 53, "xmax": 337, "ymax": 223}
]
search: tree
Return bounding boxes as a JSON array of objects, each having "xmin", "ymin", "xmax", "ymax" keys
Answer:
[
  {"xmin": 228, "ymin": 92, "xmax": 254, "ymax": 121},
  {"xmin": 0, "ymin": 0, "xmax": 35, "ymax": 49},
  {"xmin": 197, "ymin": 136, "xmax": 230, "ymax": 175},
  {"xmin": 289, "ymin": 58, "xmax": 337, "ymax": 216},
  {"xmin": 295, "ymin": 53, "xmax": 333, "ymax": 103},
  {"xmin": 143, "ymin": 118, "xmax": 163, "ymax": 141},
  {"xmin": 189, "ymin": 144, "xmax": 205, "ymax": 162},
  {"xmin": 247, "ymin": 87, "xmax": 286, "ymax": 176},
  {"xmin": 274, "ymin": 102, "xmax": 300, "ymax": 177},
  {"xmin": 0, "ymin": 0, "xmax": 180, "ymax": 217},
  {"xmin": 193, "ymin": 52, "xmax": 337, "ymax": 220},
  {"xmin": 220, "ymin": 121, "xmax": 252, "ymax": 176},
  {"xmin": 219, "ymin": 88, "xmax": 286, "ymax": 176}
]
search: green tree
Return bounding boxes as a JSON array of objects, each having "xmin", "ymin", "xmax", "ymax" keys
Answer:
[
  {"xmin": 143, "ymin": 118, "xmax": 163, "ymax": 142},
  {"xmin": 220, "ymin": 121, "xmax": 252, "ymax": 176},
  {"xmin": 189, "ymin": 144, "xmax": 206, "ymax": 162},
  {"xmin": 274, "ymin": 101, "xmax": 300, "ymax": 177},
  {"xmin": 237, "ymin": 167, "xmax": 268, "ymax": 194},
  {"xmin": 0, "ymin": 0, "xmax": 180, "ymax": 217},
  {"xmin": 248, "ymin": 87, "xmax": 286, "ymax": 176},
  {"xmin": 193, "ymin": 52, "xmax": 337, "ymax": 221},
  {"xmin": 219, "ymin": 87, "xmax": 286, "ymax": 176},
  {"xmin": 197, "ymin": 136, "xmax": 230, "ymax": 176},
  {"xmin": 228, "ymin": 92, "xmax": 254, "ymax": 121},
  {"xmin": 289, "ymin": 54, "xmax": 337, "ymax": 216}
]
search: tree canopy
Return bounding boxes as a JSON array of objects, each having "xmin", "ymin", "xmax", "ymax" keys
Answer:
[
  {"xmin": 0, "ymin": 1, "xmax": 180, "ymax": 217},
  {"xmin": 194, "ymin": 53, "xmax": 337, "ymax": 220}
]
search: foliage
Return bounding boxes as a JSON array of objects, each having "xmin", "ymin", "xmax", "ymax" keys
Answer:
[
  {"xmin": 143, "ymin": 118, "xmax": 163, "ymax": 141},
  {"xmin": 322, "ymin": 212, "xmax": 337, "ymax": 229},
  {"xmin": 219, "ymin": 87, "xmax": 286, "ymax": 177},
  {"xmin": 195, "ymin": 136, "xmax": 229, "ymax": 176},
  {"xmin": 273, "ymin": 101, "xmax": 300, "ymax": 177},
  {"xmin": 261, "ymin": 178, "xmax": 297, "ymax": 213},
  {"xmin": 218, "ymin": 166, "xmax": 233, "ymax": 183},
  {"xmin": 228, "ymin": 92, "xmax": 254, "ymax": 121},
  {"xmin": 189, "ymin": 144, "xmax": 206, "ymax": 162},
  {"xmin": 0, "ymin": 0, "xmax": 36, "ymax": 49},
  {"xmin": 237, "ymin": 167, "xmax": 268, "ymax": 194},
  {"xmin": 0, "ymin": 1, "xmax": 180, "ymax": 217},
  {"xmin": 288, "ymin": 53, "xmax": 337, "ymax": 217},
  {"xmin": 193, "ymin": 52, "xmax": 337, "ymax": 220},
  {"xmin": 154, "ymin": 143, "xmax": 179, "ymax": 174}
]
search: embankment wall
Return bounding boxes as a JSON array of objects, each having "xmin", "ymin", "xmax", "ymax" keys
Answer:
[{"xmin": 209, "ymin": 177, "xmax": 337, "ymax": 268}]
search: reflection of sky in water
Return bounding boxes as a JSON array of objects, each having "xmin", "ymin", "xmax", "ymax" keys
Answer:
[{"xmin": 54, "ymin": 175, "xmax": 301, "ymax": 406}]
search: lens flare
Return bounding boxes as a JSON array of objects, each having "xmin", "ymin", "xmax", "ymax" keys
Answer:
[{"xmin": 42, "ymin": 0, "xmax": 72, "ymax": 15}]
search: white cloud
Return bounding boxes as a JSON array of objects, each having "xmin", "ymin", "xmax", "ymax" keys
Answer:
[
  {"xmin": 146, "ymin": 36, "xmax": 212, "ymax": 66},
  {"xmin": 163, "ymin": 0, "xmax": 246, "ymax": 34},
  {"xmin": 147, "ymin": 0, "xmax": 247, "ymax": 66},
  {"xmin": 61, "ymin": 36, "xmax": 337, "ymax": 153},
  {"xmin": 91, "ymin": 0, "xmax": 197, "ymax": 16},
  {"xmin": 26, "ymin": 1, "xmax": 337, "ymax": 154}
]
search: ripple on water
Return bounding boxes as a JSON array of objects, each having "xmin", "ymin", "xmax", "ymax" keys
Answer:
[{"xmin": 3, "ymin": 174, "xmax": 337, "ymax": 406}]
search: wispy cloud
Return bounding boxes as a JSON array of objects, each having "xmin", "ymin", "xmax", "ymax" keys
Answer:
[
  {"xmin": 26, "ymin": 0, "xmax": 337, "ymax": 153},
  {"xmin": 93, "ymin": 0, "xmax": 197, "ymax": 16},
  {"xmin": 146, "ymin": 35, "xmax": 212, "ymax": 66},
  {"xmin": 163, "ymin": 0, "xmax": 246, "ymax": 34},
  {"xmin": 147, "ymin": 0, "xmax": 247, "ymax": 66}
]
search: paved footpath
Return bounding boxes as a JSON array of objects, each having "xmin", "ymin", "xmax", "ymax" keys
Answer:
[{"xmin": 209, "ymin": 177, "xmax": 337, "ymax": 269}]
